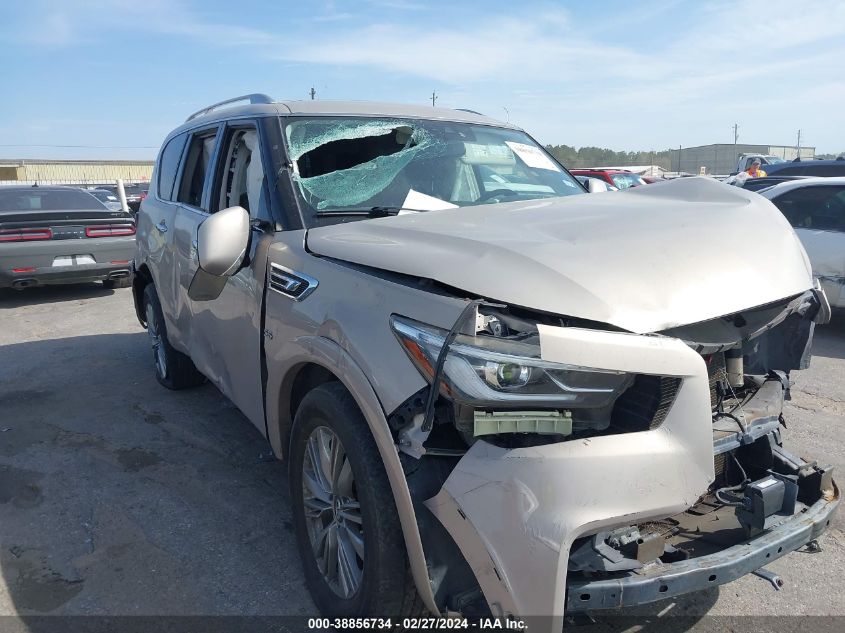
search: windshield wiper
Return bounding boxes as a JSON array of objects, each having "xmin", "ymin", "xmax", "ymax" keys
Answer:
[{"xmin": 317, "ymin": 206, "xmax": 429, "ymax": 217}]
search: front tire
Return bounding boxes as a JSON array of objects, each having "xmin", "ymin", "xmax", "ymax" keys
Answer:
[
  {"xmin": 142, "ymin": 284, "xmax": 205, "ymax": 390},
  {"xmin": 289, "ymin": 382, "xmax": 425, "ymax": 617}
]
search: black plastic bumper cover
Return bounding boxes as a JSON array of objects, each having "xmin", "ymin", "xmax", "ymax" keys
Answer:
[
  {"xmin": 0, "ymin": 263, "xmax": 132, "ymax": 288},
  {"xmin": 566, "ymin": 484, "xmax": 839, "ymax": 612}
]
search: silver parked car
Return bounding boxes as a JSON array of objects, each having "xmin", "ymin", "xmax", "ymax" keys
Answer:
[
  {"xmin": 0, "ymin": 186, "xmax": 135, "ymax": 290},
  {"xmin": 132, "ymin": 95, "xmax": 838, "ymax": 629},
  {"xmin": 759, "ymin": 177, "xmax": 845, "ymax": 309}
]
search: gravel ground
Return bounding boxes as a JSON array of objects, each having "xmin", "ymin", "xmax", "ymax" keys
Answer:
[{"xmin": 0, "ymin": 284, "xmax": 843, "ymax": 627}]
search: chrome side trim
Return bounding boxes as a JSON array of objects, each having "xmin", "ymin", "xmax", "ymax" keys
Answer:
[{"xmin": 269, "ymin": 263, "xmax": 318, "ymax": 301}]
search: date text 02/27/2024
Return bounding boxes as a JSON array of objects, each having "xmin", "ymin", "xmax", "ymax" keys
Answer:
[{"xmin": 306, "ymin": 617, "xmax": 528, "ymax": 630}]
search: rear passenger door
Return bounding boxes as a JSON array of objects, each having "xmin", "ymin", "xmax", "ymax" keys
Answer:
[
  {"xmin": 170, "ymin": 126, "xmax": 221, "ymax": 351},
  {"xmin": 142, "ymin": 132, "xmax": 188, "ymax": 332},
  {"xmin": 771, "ymin": 185, "xmax": 845, "ymax": 307}
]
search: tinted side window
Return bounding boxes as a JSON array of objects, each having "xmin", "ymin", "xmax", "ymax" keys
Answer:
[
  {"xmin": 772, "ymin": 186, "xmax": 845, "ymax": 232},
  {"xmin": 176, "ymin": 133, "xmax": 217, "ymax": 209},
  {"xmin": 157, "ymin": 133, "xmax": 187, "ymax": 201},
  {"xmin": 771, "ymin": 165, "xmax": 801, "ymax": 175},
  {"xmin": 806, "ymin": 165, "xmax": 845, "ymax": 177}
]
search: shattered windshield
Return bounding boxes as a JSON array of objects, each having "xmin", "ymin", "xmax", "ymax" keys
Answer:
[{"xmin": 283, "ymin": 117, "xmax": 583, "ymax": 215}]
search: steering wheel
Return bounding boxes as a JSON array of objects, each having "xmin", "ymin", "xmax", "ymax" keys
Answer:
[{"xmin": 478, "ymin": 188, "xmax": 520, "ymax": 202}]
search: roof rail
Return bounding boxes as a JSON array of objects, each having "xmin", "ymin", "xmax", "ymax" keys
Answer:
[
  {"xmin": 185, "ymin": 94, "xmax": 274, "ymax": 122},
  {"xmin": 454, "ymin": 108, "xmax": 484, "ymax": 116}
]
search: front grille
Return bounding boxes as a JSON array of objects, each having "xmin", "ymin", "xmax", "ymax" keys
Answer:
[
  {"xmin": 611, "ymin": 375, "xmax": 682, "ymax": 432},
  {"xmin": 705, "ymin": 352, "xmax": 727, "ymax": 409},
  {"xmin": 714, "ymin": 451, "xmax": 728, "ymax": 478}
]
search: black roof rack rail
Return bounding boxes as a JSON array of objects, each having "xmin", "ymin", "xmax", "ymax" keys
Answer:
[
  {"xmin": 186, "ymin": 94, "xmax": 274, "ymax": 122},
  {"xmin": 454, "ymin": 108, "xmax": 484, "ymax": 116}
]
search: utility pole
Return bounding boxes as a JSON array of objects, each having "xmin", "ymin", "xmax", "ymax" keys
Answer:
[
  {"xmin": 733, "ymin": 122, "xmax": 739, "ymax": 164},
  {"xmin": 431, "ymin": 91, "xmax": 437, "ymax": 107},
  {"xmin": 797, "ymin": 129, "xmax": 802, "ymax": 157},
  {"xmin": 309, "ymin": 86, "xmax": 316, "ymax": 100}
]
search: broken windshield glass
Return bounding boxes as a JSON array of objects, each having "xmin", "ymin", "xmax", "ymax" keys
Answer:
[{"xmin": 283, "ymin": 116, "xmax": 583, "ymax": 215}]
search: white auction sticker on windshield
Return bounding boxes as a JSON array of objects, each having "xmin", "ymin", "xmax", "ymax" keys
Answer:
[
  {"xmin": 401, "ymin": 189, "xmax": 458, "ymax": 213},
  {"xmin": 505, "ymin": 141, "xmax": 561, "ymax": 171}
]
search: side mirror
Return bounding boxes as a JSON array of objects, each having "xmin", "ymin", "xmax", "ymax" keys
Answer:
[
  {"xmin": 197, "ymin": 205, "xmax": 250, "ymax": 275},
  {"xmin": 188, "ymin": 205, "xmax": 250, "ymax": 301},
  {"xmin": 586, "ymin": 178, "xmax": 610, "ymax": 193}
]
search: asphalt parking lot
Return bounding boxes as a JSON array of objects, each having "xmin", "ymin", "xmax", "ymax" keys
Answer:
[{"xmin": 1, "ymin": 284, "xmax": 844, "ymax": 626}]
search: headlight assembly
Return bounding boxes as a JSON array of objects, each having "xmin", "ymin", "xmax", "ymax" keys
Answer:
[{"xmin": 391, "ymin": 315, "xmax": 634, "ymax": 409}]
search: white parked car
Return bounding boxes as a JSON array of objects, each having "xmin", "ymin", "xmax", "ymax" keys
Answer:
[
  {"xmin": 574, "ymin": 175, "xmax": 618, "ymax": 192},
  {"xmin": 760, "ymin": 177, "xmax": 845, "ymax": 309}
]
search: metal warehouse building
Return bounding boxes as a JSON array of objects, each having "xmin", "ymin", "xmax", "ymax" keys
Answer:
[
  {"xmin": 0, "ymin": 159, "xmax": 154, "ymax": 186},
  {"xmin": 669, "ymin": 144, "xmax": 815, "ymax": 176}
]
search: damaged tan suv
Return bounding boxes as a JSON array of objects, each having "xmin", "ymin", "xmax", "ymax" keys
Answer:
[{"xmin": 133, "ymin": 94, "xmax": 838, "ymax": 630}]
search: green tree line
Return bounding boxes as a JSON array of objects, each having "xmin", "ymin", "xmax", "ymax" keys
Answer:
[{"xmin": 545, "ymin": 145, "xmax": 674, "ymax": 169}]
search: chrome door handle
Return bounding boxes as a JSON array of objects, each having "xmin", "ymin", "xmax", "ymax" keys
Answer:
[{"xmin": 155, "ymin": 219, "xmax": 168, "ymax": 233}]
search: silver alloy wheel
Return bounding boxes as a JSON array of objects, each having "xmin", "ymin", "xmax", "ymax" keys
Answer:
[
  {"xmin": 302, "ymin": 426, "xmax": 365, "ymax": 598},
  {"xmin": 145, "ymin": 302, "xmax": 167, "ymax": 379}
]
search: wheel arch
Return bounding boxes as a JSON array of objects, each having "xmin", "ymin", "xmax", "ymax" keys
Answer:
[
  {"xmin": 265, "ymin": 336, "xmax": 439, "ymax": 615},
  {"xmin": 132, "ymin": 263, "xmax": 153, "ymax": 327}
]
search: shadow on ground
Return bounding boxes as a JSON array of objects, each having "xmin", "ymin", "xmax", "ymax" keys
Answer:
[
  {"xmin": 812, "ymin": 312, "xmax": 845, "ymax": 361},
  {"xmin": 0, "ymin": 284, "xmax": 115, "ymax": 310},
  {"xmin": 0, "ymin": 332, "xmax": 312, "ymax": 617}
]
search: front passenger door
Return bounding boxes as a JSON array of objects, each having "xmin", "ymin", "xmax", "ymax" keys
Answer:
[{"xmin": 183, "ymin": 122, "xmax": 275, "ymax": 432}]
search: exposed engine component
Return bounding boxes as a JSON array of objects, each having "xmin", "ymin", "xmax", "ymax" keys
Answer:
[
  {"xmin": 567, "ymin": 430, "xmax": 836, "ymax": 576},
  {"xmin": 725, "ymin": 348, "xmax": 744, "ymax": 388},
  {"xmin": 736, "ymin": 473, "xmax": 798, "ymax": 537}
]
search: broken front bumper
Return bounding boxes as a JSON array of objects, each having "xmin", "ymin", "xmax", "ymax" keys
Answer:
[
  {"xmin": 422, "ymin": 321, "xmax": 836, "ymax": 630},
  {"xmin": 425, "ymin": 327, "xmax": 716, "ymax": 623},
  {"xmin": 566, "ymin": 484, "xmax": 839, "ymax": 611}
]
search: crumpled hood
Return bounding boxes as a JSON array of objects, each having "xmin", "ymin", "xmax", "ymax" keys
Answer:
[{"xmin": 306, "ymin": 177, "xmax": 813, "ymax": 334}]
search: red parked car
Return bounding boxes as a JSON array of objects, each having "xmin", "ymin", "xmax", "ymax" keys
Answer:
[{"xmin": 570, "ymin": 169, "xmax": 647, "ymax": 189}]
